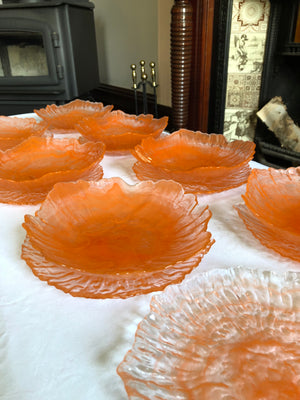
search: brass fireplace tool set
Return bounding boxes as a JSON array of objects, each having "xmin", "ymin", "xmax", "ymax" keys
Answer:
[{"xmin": 130, "ymin": 60, "xmax": 158, "ymax": 117}]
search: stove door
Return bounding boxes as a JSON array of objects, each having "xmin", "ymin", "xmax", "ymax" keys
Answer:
[{"xmin": 0, "ymin": 17, "xmax": 60, "ymax": 92}]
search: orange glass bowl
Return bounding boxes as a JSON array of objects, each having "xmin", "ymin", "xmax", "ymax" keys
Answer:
[
  {"xmin": 0, "ymin": 116, "xmax": 47, "ymax": 151},
  {"xmin": 117, "ymin": 267, "xmax": 300, "ymax": 400},
  {"xmin": 132, "ymin": 129, "xmax": 256, "ymax": 193},
  {"xmin": 0, "ymin": 136, "xmax": 105, "ymax": 204},
  {"xmin": 75, "ymin": 110, "xmax": 169, "ymax": 152},
  {"xmin": 235, "ymin": 167, "xmax": 300, "ymax": 262},
  {"xmin": 21, "ymin": 178, "xmax": 214, "ymax": 299},
  {"xmin": 34, "ymin": 99, "xmax": 113, "ymax": 131}
]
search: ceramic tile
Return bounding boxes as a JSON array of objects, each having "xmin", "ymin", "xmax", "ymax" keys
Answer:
[
  {"xmin": 228, "ymin": 33, "xmax": 268, "ymax": 74},
  {"xmin": 223, "ymin": 0, "xmax": 270, "ymax": 141},
  {"xmin": 226, "ymin": 73, "xmax": 261, "ymax": 109},
  {"xmin": 231, "ymin": 0, "xmax": 270, "ymax": 33},
  {"xmin": 223, "ymin": 108, "xmax": 257, "ymax": 142}
]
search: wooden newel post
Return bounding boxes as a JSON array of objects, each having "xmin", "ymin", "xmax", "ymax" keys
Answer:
[{"xmin": 171, "ymin": 0, "xmax": 193, "ymax": 130}]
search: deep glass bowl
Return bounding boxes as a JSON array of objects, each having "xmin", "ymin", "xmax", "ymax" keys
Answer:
[
  {"xmin": 0, "ymin": 116, "xmax": 47, "ymax": 151},
  {"xmin": 117, "ymin": 267, "xmax": 300, "ymax": 400},
  {"xmin": 75, "ymin": 110, "xmax": 168, "ymax": 152},
  {"xmin": 132, "ymin": 129, "xmax": 255, "ymax": 193},
  {"xmin": 34, "ymin": 99, "xmax": 113, "ymax": 131},
  {"xmin": 235, "ymin": 167, "xmax": 300, "ymax": 262},
  {"xmin": 21, "ymin": 178, "xmax": 214, "ymax": 298},
  {"xmin": 0, "ymin": 136, "xmax": 105, "ymax": 204}
]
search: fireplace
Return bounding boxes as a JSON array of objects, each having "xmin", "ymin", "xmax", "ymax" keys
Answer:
[
  {"xmin": 254, "ymin": 0, "xmax": 300, "ymax": 168},
  {"xmin": 0, "ymin": 0, "xmax": 100, "ymax": 115}
]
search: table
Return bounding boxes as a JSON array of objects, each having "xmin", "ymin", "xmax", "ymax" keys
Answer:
[{"xmin": 0, "ymin": 124, "xmax": 299, "ymax": 399}]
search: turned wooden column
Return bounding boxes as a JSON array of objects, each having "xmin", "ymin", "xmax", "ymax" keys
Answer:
[{"xmin": 171, "ymin": 0, "xmax": 193, "ymax": 130}]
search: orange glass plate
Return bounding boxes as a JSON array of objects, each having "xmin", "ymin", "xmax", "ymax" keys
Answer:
[
  {"xmin": 34, "ymin": 99, "xmax": 113, "ymax": 131},
  {"xmin": 0, "ymin": 136, "xmax": 105, "ymax": 204},
  {"xmin": 117, "ymin": 267, "xmax": 300, "ymax": 400},
  {"xmin": 21, "ymin": 178, "xmax": 214, "ymax": 298},
  {"xmin": 76, "ymin": 110, "xmax": 168, "ymax": 153},
  {"xmin": 132, "ymin": 129, "xmax": 255, "ymax": 193},
  {"xmin": 235, "ymin": 167, "xmax": 300, "ymax": 262},
  {"xmin": 0, "ymin": 116, "xmax": 47, "ymax": 151}
]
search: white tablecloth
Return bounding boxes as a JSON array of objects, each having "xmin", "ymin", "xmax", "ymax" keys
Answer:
[{"xmin": 0, "ymin": 139, "xmax": 299, "ymax": 399}]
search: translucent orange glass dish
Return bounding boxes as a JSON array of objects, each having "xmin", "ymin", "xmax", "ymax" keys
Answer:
[
  {"xmin": 0, "ymin": 136, "xmax": 105, "ymax": 204},
  {"xmin": 235, "ymin": 167, "xmax": 300, "ymax": 262},
  {"xmin": 34, "ymin": 99, "xmax": 113, "ymax": 131},
  {"xmin": 132, "ymin": 129, "xmax": 256, "ymax": 193},
  {"xmin": 76, "ymin": 110, "xmax": 168, "ymax": 153},
  {"xmin": 0, "ymin": 116, "xmax": 47, "ymax": 151},
  {"xmin": 117, "ymin": 267, "xmax": 300, "ymax": 400},
  {"xmin": 21, "ymin": 178, "xmax": 214, "ymax": 298}
]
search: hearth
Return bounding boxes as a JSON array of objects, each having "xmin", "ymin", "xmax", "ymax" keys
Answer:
[{"xmin": 0, "ymin": 0, "xmax": 99, "ymax": 115}]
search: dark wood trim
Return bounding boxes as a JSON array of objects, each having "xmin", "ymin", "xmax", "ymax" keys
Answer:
[
  {"xmin": 90, "ymin": 83, "xmax": 173, "ymax": 131},
  {"xmin": 189, "ymin": 0, "xmax": 215, "ymax": 132},
  {"xmin": 207, "ymin": 0, "xmax": 233, "ymax": 134},
  {"xmin": 187, "ymin": 0, "xmax": 233, "ymax": 134},
  {"xmin": 170, "ymin": 0, "xmax": 193, "ymax": 130}
]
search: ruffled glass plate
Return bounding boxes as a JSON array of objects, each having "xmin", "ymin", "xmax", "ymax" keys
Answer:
[
  {"xmin": 235, "ymin": 167, "xmax": 300, "ymax": 262},
  {"xmin": 34, "ymin": 99, "xmax": 113, "ymax": 131},
  {"xmin": 21, "ymin": 178, "xmax": 214, "ymax": 298},
  {"xmin": 0, "ymin": 116, "xmax": 47, "ymax": 151},
  {"xmin": 117, "ymin": 267, "xmax": 300, "ymax": 400},
  {"xmin": 76, "ymin": 110, "xmax": 168, "ymax": 153},
  {"xmin": 0, "ymin": 136, "xmax": 105, "ymax": 204},
  {"xmin": 132, "ymin": 129, "xmax": 255, "ymax": 193}
]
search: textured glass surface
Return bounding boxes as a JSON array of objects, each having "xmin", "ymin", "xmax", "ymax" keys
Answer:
[
  {"xmin": 0, "ymin": 116, "xmax": 46, "ymax": 151},
  {"xmin": 76, "ymin": 110, "xmax": 168, "ymax": 153},
  {"xmin": 0, "ymin": 136, "xmax": 105, "ymax": 204},
  {"xmin": 117, "ymin": 267, "xmax": 300, "ymax": 400},
  {"xmin": 34, "ymin": 99, "xmax": 113, "ymax": 131},
  {"xmin": 235, "ymin": 167, "xmax": 300, "ymax": 261},
  {"xmin": 132, "ymin": 129, "xmax": 255, "ymax": 193},
  {"xmin": 21, "ymin": 178, "xmax": 214, "ymax": 298}
]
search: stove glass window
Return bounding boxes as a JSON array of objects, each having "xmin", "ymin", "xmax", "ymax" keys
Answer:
[{"xmin": 0, "ymin": 31, "xmax": 49, "ymax": 77}]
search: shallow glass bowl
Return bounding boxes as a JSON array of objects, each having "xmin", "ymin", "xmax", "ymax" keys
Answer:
[
  {"xmin": 132, "ymin": 129, "xmax": 255, "ymax": 193},
  {"xmin": 21, "ymin": 178, "xmax": 214, "ymax": 298},
  {"xmin": 76, "ymin": 110, "xmax": 168, "ymax": 153},
  {"xmin": 235, "ymin": 167, "xmax": 300, "ymax": 262},
  {"xmin": 0, "ymin": 136, "xmax": 105, "ymax": 204},
  {"xmin": 117, "ymin": 267, "xmax": 300, "ymax": 400},
  {"xmin": 0, "ymin": 116, "xmax": 46, "ymax": 151},
  {"xmin": 34, "ymin": 99, "xmax": 113, "ymax": 131}
]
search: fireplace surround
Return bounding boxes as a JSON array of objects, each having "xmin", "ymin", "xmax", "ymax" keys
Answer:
[{"xmin": 0, "ymin": 0, "xmax": 99, "ymax": 115}]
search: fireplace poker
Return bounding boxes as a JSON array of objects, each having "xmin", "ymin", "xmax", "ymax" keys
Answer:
[
  {"xmin": 130, "ymin": 60, "xmax": 158, "ymax": 117},
  {"xmin": 150, "ymin": 62, "xmax": 158, "ymax": 118},
  {"xmin": 140, "ymin": 60, "xmax": 148, "ymax": 115},
  {"xmin": 130, "ymin": 64, "xmax": 138, "ymax": 115}
]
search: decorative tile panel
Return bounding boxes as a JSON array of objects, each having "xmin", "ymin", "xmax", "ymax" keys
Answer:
[{"xmin": 224, "ymin": 0, "xmax": 270, "ymax": 142}]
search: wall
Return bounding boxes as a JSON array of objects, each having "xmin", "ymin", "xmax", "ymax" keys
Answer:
[
  {"xmin": 157, "ymin": 0, "xmax": 173, "ymax": 107},
  {"xmin": 93, "ymin": 0, "xmax": 173, "ymax": 106}
]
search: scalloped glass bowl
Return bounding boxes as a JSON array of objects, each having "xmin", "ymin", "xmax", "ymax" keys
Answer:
[
  {"xmin": 235, "ymin": 167, "xmax": 300, "ymax": 262},
  {"xmin": 117, "ymin": 267, "xmax": 300, "ymax": 400},
  {"xmin": 0, "ymin": 116, "xmax": 47, "ymax": 151},
  {"xmin": 75, "ymin": 110, "xmax": 169, "ymax": 153},
  {"xmin": 0, "ymin": 136, "xmax": 105, "ymax": 204},
  {"xmin": 132, "ymin": 129, "xmax": 255, "ymax": 193},
  {"xmin": 21, "ymin": 178, "xmax": 214, "ymax": 298},
  {"xmin": 34, "ymin": 99, "xmax": 113, "ymax": 131}
]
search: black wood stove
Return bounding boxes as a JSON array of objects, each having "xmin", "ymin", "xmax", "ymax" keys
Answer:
[{"xmin": 0, "ymin": 0, "xmax": 99, "ymax": 115}]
